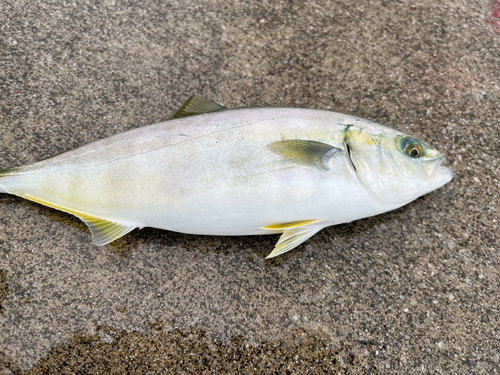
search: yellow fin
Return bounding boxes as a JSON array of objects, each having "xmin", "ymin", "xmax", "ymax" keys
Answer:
[
  {"xmin": 171, "ymin": 96, "xmax": 225, "ymax": 119},
  {"xmin": 268, "ymin": 140, "xmax": 340, "ymax": 170},
  {"xmin": 262, "ymin": 219, "xmax": 322, "ymax": 230},
  {"xmin": 20, "ymin": 194, "xmax": 136, "ymax": 246},
  {"xmin": 266, "ymin": 227, "xmax": 323, "ymax": 259}
]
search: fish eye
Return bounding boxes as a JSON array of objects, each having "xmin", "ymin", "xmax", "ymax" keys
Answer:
[
  {"xmin": 405, "ymin": 143, "xmax": 423, "ymax": 158},
  {"xmin": 398, "ymin": 136, "xmax": 425, "ymax": 159}
]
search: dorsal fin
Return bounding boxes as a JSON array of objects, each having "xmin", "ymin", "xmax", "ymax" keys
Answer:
[
  {"xmin": 19, "ymin": 194, "xmax": 136, "ymax": 246},
  {"xmin": 171, "ymin": 96, "xmax": 225, "ymax": 119}
]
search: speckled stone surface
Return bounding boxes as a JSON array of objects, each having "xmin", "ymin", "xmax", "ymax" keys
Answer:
[{"xmin": 0, "ymin": 0, "xmax": 499, "ymax": 373}]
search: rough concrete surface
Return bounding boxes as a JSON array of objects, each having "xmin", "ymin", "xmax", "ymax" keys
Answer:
[{"xmin": 0, "ymin": 0, "xmax": 499, "ymax": 373}]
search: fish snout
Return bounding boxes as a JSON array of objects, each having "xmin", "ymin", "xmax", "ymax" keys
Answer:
[
  {"xmin": 424, "ymin": 157, "xmax": 445, "ymax": 179},
  {"xmin": 424, "ymin": 157, "xmax": 453, "ymax": 187}
]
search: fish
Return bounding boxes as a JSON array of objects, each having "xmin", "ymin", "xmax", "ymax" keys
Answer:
[{"xmin": 0, "ymin": 96, "xmax": 453, "ymax": 258}]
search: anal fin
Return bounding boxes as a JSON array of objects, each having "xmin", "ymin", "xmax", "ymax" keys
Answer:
[
  {"xmin": 83, "ymin": 216, "xmax": 136, "ymax": 246},
  {"xmin": 20, "ymin": 194, "xmax": 136, "ymax": 246}
]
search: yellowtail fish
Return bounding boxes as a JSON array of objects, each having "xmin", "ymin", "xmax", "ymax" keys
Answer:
[{"xmin": 0, "ymin": 96, "xmax": 453, "ymax": 258}]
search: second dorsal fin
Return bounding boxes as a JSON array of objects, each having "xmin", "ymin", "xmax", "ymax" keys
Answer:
[{"xmin": 171, "ymin": 96, "xmax": 225, "ymax": 119}]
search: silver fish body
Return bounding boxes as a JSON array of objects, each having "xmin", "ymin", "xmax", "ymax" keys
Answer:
[{"xmin": 0, "ymin": 97, "xmax": 453, "ymax": 257}]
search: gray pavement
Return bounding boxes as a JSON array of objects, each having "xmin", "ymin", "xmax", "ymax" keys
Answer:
[{"xmin": 0, "ymin": 0, "xmax": 499, "ymax": 373}]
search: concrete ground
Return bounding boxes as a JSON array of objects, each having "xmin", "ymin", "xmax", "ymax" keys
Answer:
[{"xmin": 0, "ymin": 0, "xmax": 499, "ymax": 373}]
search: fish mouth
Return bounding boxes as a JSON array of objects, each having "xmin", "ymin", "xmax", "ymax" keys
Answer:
[
  {"xmin": 424, "ymin": 157, "xmax": 454, "ymax": 189},
  {"xmin": 424, "ymin": 157, "xmax": 446, "ymax": 179}
]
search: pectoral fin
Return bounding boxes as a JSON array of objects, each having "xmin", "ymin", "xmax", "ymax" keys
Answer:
[
  {"xmin": 171, "ymin": 96, "xmax": 225, "ymax": 119},
  {"xmin": 262, "ymin": 219, "xmax": 325, "ymax": 258},
  {"xmin": 268, "ymin": 140, "xmax": 340, "ymax": 170},
  {"xmin": 19, "ymin": 194, "xmax": 136, "ymax": 246}
]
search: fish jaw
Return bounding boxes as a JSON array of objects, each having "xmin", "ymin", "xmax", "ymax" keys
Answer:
[{"xmin": 417, "ymin": 164, "xmax": 454, "ymax": 198}]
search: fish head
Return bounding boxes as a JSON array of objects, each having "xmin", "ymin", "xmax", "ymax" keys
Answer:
[{"xmin": 345, "ymin": 127, "xmax": 453, "ymax": 206}]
